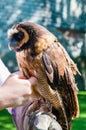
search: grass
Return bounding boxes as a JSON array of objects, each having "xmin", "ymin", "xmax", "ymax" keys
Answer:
[
  {"xmin": 72, "ymin": 91, "xmax": 86, "ymax": 130},
  {"xmin": 0, "ymin": 91, "xmax": 86, "ymax": 130},
  {"xmin": 0, "ymin": 110, "xmax": 15, "ymax": 130}
]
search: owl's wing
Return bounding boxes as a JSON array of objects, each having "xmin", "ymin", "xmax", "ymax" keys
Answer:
[{"xmin": 42, "ymin": 41, "xmax": 80, "ymax": 124}]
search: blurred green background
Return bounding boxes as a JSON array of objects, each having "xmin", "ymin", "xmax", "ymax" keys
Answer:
[{"xmin": 0, "ymin": 0, "xmax": 86, "ymax": 130}]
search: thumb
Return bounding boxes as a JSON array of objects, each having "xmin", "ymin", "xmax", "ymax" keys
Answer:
[{"xmin": 29, "ymin": 77, "xmax": 37, "ymax": 86}]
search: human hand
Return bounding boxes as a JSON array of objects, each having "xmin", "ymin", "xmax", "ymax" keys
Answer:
[{"xmin": 0, "ymin": 72, "xmax": 37, "ymax": 109}]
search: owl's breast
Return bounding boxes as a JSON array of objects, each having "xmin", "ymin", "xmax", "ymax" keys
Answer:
[{"xmin": 16, "ymin": 51, "xmax": 43, "ymax": 78}]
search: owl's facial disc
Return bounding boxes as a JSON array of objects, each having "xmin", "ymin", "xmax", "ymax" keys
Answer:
[{"xmin": 8, "ymin": 27, "xmax": 29, "ymax": 51}]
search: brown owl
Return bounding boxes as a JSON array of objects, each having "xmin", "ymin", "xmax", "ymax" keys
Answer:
[{"xmin": 8, "ymin": 22, "xmax": 80, "ymax": 130}]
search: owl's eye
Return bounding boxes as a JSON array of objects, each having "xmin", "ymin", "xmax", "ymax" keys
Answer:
[{"xmin": 14, "ymin": 31, "xmax": 24, "ymax": 42}]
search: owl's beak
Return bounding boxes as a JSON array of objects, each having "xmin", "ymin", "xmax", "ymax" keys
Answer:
[{"xmin": 8, "ymin": 38, "xmax": 19, "ymax": 51}]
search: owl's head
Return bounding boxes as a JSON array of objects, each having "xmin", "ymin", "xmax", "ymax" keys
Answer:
[{"xmin": 8, "ymin": 22, "xmax": 37, "ymax": 51}]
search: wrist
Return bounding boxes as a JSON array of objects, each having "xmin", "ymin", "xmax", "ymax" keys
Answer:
[{"xmin": 0, "ymin": 87, "xmax": 12, "ymax": 109}]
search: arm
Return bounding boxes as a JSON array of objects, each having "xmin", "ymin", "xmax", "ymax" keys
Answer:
[{"xmin": 0, "ymin": 59, "xmax": 11, "ymax": 86}]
